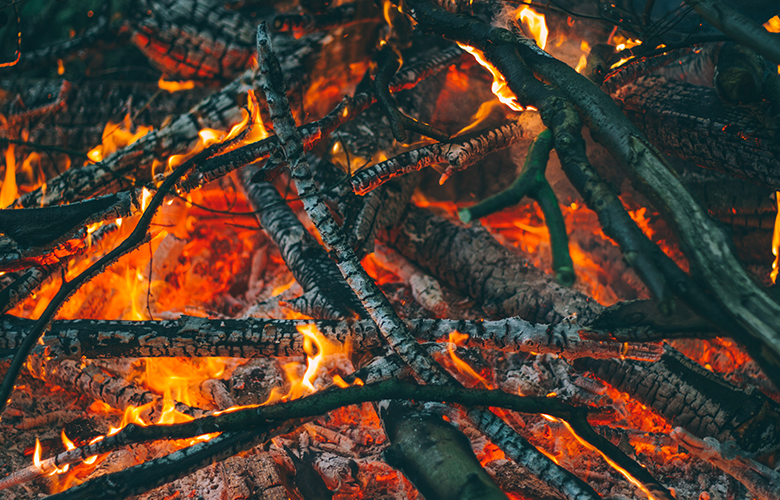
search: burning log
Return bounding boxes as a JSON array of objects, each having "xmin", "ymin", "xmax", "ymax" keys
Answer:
[
  {"xmin": 0, "ymin": 315, "xmax": 662, "ymax": 361},
  {"xmin": 670, "ymin": 427, "xmax": 780, "ymax": 500},
  {"xmin": 385, "ymin": 204, "xmax": 601, "ymax": 324},
  {"xmin": 573, "ymin": 345, "xmax": 780, "ymax": 456},
  {"xmin": 612, "ymin": 74, "xmax": 780, "ymax": 188},
  {"xmin": 239, "ymin": 168, "xmax": 365, "ymax": 319},
  {"xmin": 272, "ymin": 2, "xmax": 368, "ymax": 37},
  {"xmin": 186, "ymin": 44, "xmax": 464, "ymax": 189}
]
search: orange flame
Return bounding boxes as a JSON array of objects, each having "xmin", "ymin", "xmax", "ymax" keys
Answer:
[
  {"xmin": 86, "ymin": 114, "xmax": 153, "ymax": 163},
  {"xmin": 1, "ymin": 143, "xmax": 18, "ymax": 208},
  {"xmin": 158, "ymin": 78, "xmax": 195, "ymax": 93},
  {"xmin": 457, "ymin": 43, "xmax": 523, "ymax": 112},
  {"xmin": 446, "ymin": 331, "xmax": 492, "ymax": 389},
  {"xmin": 516, "ymin": 7, "xmax": 548, "ymax": 50}
]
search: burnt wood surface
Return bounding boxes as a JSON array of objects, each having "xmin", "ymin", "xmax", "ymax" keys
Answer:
[
  {"xmin": 574, "ymin": 345, "xmax": 780, "ymax": 456},
  {"xmin": 385, "ymin": 205, "xmax": 603, "ymax": 324},
  {"xmin": 613, "ymin": 74, "xmax": 780, "ymax": 188}
]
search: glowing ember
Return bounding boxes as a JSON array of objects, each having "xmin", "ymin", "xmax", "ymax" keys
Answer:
[{"xmin": 516, "ymin": 6, "xmax": 548, "ymax": 50}]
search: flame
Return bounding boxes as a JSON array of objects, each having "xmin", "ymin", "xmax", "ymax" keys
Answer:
[
  {"xmin": 455, "ymin": 99, "xmax": 506, "ymax": 136},
  {"xmin": 33, "ymin": 438, "xmax": 43, "ymax": 470},
  {"xmin": 1, "ymin": 143, "xmax": 18, "ymax": 207},
  {"xmin": 457, "ymin": 43, "xmax": 523, "ymax": 112},
  {"xmin": 770, "ymin": 191, "xmax": 779, "ymax": 283},
  {"xmin": 445, "ymin": 331, "xmax": 492, "ymax": 389},
  {"xmin": 516, "ymin": 7, "xmax": 548, "ymax": 50},
  {"xmin": 272, "ymin": 278, "xmax": 296, "ymax": 296},
  {"xmin": 86, "ymin": 114, "xmax": 153, "ymax": 163},
  {"xmin": 766, "ymin": 17, "xmax": 780, "ymax": 73},
  {"xmin": 158, "ymin": 78, "xmax": 195, "ymax": 93},
  {"xmin": 61, "ymin": 429, "xmax": 76, "ymax": 451},
  {"xmin": 263, "ymin": 324, "xmax": 350, "ymax": 404},
  {"xmin": 575, "ymin": 41, "xmax": 590, "ymax": 74},
  {"xmin": 57, "ymin": 59, "xmax": 65, "ymax": 75}
]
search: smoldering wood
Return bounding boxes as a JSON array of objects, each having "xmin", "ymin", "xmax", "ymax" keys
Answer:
[
  {"xmin": 272, "ymin": 2, "xmax": 369, "ymax": 36},
  {"xmin": 37, "ymin": 358, "xmax": 206, "ymax": 421},
  {"xmin": 128, "ymin": 0, "xmax": 256, "ymax": 80},
  {"xmin": 384, "ymin": 204, "xmax": 602, "ymax": 324},
  {"xmin": 612, "ymin": 74, "xmax": 780, "ymax": 188},
  {"xmin": 670, "ymin": 427, "xmax": 780, "ymax": 500},
  {"xmin": 14, "ymin": 32, "xmax": 324, "ymax": 209},
  {"xmin": 186, "ymin": 44, "xmax": 465, "ymax": 190},
  {"xmin": 0, "ymin": 77, "xmax": 211, "ymax": 161},
  {"xmin": 0, "ymin": 219, "xmax": 121, "ymax": 314},
  {"xmin": 350, "ymin": 117, "xmax": 535, "ymax": 195},
  {"xmin": 0, "ymin": 315, "xmax": 662, "ymax": 361},
  {"xmin": 379, "ymin": 401, "xmax": 509, "ymax": 500},
  {"xmin": 239, "ymin": 167, "xmax": 365, "ymax": 319},
  {"xmin": 573, "ymin": 345, "xmax": 780, "ymax": 456}
]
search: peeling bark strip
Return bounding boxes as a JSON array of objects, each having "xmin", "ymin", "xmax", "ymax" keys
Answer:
[
  {"xmin": 386, "ymin": 205, "xmax": 602, "ymax": 324},
  {"xmin": 670, "ymin": 428, "xmax": 780, "ymax": 500},
  {"xmin": 0, "ymin": 315, "xmax": 662, "ymax": 361},
  {"xmin": 239, "ymin": 167, "xmax": 364, "ymax": 319},
  {"xmin": 255, "ymin": 23, "xmax": 604, "ymax": 500},
  {"xmin": 612, "ymin": 75, "xmax": 780, "ymax": 187},
  {"xmin": 350, "ymin": 118, "xmax": 532, "ymax": 195},
  {"xmin": 185, "ymin": 44, "xmax": 464, "ymax": 189},
  {"xmin": 573, "ymin": 345, "xmax": 780, "ymax": 456}
]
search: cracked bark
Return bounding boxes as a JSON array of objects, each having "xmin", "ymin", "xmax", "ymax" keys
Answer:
[
  {"xmin": 573, "ymin": 345, "xmax": 780, "ymax": 456},
  {"xmin": 255, "ymin": 22, "xmax": 604, "ymax": 500},
  {"xmin": 385, "ymin": 204, "xmax": 602, "ymax": 324}
]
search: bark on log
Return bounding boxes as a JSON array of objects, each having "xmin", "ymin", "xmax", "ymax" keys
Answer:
[
  {"xmin": 573, "ymin": 345, "xmax": 780, "ymax": 456},
  {"xmin": 379, "ymin": 401, "xmax": 509, "ymax": 500},
  {"xmin": 0, "ymin": 315, "xmax": 662, "ymax": 361},
  {"xmin": 239, "ymin": 167, "xmax": 365, "ymax": 319},
  {"xmin": 129, "ymin": 0, "xmax": 256, "ymax": 80},
  {"xmin": 384, "ymin": 205, "xmax": 602, "ymax": 324},
  {"xmin": 612, "ymin": 74, "xmax": 780, "ymax": 188}
]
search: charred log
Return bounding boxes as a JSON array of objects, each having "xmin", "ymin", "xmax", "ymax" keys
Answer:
[
  {"xmin": 612, "ymin": 74, "xmax": 780, "ymax": 188},
  {"xmin": 573, "ymin": 345, "xmax": 780, "ymax": 456},
  {"xmin": 0, "ymin": 315, "xmax": 662, "ymax": 361},
  {"xmin": 385, "ymin": 204, "xmax": 602, "ymax": 324}
]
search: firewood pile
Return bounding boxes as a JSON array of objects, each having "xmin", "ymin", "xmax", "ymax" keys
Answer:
[{"xmin": 1, "ymin": 0, "xmax": 779, "ymax": 499}]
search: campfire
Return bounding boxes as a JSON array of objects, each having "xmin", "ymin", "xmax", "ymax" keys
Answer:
[{"xmin": 1, "ymin": 0, "xmax": 780, "ymax": 499}]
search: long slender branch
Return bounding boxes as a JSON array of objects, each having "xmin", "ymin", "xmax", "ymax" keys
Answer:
[
  {"xmin": 29, "ymin": 380, "xmax": 628, "ymax": 500},
  {"xmin": 0, "ymin": 315, "xmax": 663, "ymax": 361}
]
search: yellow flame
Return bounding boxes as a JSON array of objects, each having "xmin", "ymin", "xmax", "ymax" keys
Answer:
[
  {"xmin": 158, "ymin": 78, "xmax": 195, "ymax": 93},
  {"xmin": 1, "ymin": 144, "xmax": 18, "ymax": 208},
  {"xmin": 57, "ymin": 59, "xmax": 65, "ymax": 75},
  {"xmin": 456, "ymin": 99, "xmax": 506, "ymax": 136},
  {"xmin": 457, "ymin": 43, "xmax": 523, "ymax": 112},
  {"xmin": 516, "ymin": 7, "xmax": 548, "ymax": 50},
  {"xmin": 61, "ymin": 429, "xmax": 76, "ymax": 451},
  {"xmin": 33, "ymin": 438, "xmax": 43, "ymax": 469}
]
